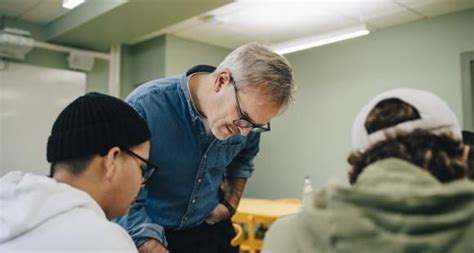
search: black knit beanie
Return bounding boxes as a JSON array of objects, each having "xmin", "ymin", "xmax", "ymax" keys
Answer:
[{"xmin": 47, "ymin": 92, "xmax": 151, "ymax": 163}]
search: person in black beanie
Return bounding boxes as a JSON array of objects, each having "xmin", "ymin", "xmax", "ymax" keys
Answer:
[
  {"xmin": 0, "ymin": 92, "xmax": 156, "ymax": 252},
  {"xmin": 463, "ymin": 130, "xmax": 474, "ymax": 180}
]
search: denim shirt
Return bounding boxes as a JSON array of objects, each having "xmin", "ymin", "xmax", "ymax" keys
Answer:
[{"xmin": 115, "ymin": 66, "xmax": 261, "ymax": 247}]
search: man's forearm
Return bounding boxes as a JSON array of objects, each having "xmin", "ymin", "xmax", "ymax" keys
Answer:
[{"xmin": 224, "ymin": 177, "xmax": 247, "ymax": 208}]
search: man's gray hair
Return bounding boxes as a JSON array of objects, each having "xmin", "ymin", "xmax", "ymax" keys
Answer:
[{"xmin": 215, "ymin": 42, "xmax": 295, "ymax": 112}]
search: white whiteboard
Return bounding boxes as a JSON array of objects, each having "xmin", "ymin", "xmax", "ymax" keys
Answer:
[{"xmin": 0, "ymin": 62, "xmax": 86, "ymax": 176}]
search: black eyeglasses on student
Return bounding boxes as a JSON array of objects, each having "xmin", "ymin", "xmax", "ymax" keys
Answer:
[{"xmin": 120, "ymin": 147, "xmax": 157, "ymax": 184}]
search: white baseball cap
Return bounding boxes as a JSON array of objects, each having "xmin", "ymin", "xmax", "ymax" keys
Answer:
[{"xmin": 351, "ymin": 88, "xmax": 462, "ymax": 153}]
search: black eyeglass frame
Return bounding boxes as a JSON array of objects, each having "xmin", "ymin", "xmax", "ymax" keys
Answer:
[
  {"xmin": 120, "ymin": 147, "xmax": 157, "ymax": 184},
  {"xmin": 230, "ymin": 80, "xmax": 271, "ymax": 133}
]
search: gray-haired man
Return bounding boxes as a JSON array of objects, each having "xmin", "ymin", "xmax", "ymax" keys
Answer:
[{"xmin": 116, "ymin": 43, "xmax": 295, "ymax": 253}]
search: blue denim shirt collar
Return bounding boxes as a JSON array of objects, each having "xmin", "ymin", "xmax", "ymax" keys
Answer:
[
  {"xmin": 179, "ymin": 65, "xmax": 217, "ymax": 125},
  {"xmin": 178, "ymin": 75, "xmax": 200, "ymax": 124}
]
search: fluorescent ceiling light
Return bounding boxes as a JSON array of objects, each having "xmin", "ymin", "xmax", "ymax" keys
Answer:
[
  {"xmin": 62, "ymin": 0, "xmax": 85, "ymax": 9},
  {"xmin": 237, "ymin": 0, "xmax": 322, "ymax": 2},
  {"xmin": 272, "ymin": 25, "xmax": 370, "ymax": 55}
]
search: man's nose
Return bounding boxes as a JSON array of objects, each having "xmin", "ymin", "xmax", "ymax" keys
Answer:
[{"xmin": 238, "ymin": 127, "xmax": 252, "ymax": 136}]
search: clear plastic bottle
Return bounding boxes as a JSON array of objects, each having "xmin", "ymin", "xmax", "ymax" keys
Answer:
[{"xmin": 302, "ymin": 176, "xmax": 313, "ymax": 204}]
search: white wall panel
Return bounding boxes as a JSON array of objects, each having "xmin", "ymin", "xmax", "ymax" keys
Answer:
[{"xmin": 0, "ymin": 62, "xmax": 85, "ymax": 176}]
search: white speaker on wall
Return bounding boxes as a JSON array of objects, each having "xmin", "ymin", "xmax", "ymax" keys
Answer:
[
  {"xmin": 0, "ymin": 28, "xmax": 34, "ymax": 60},
  {"xmin": 68, "ymin": 51, "xmax": 95, "ymax": 72}
]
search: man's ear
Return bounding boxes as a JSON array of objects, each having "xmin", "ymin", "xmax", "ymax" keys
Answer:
[
  {"xmin": 103, "ymin": 147, "xmax": 122, "ymax": 182},
  {"xmin": 213, "ymin": 69, "xmax": 232, "ymax": 92}
]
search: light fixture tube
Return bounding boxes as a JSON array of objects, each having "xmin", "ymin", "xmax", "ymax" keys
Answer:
[
  {"xmin": 273, "ymin": 25, "xmax": 370, "ymax": 55},
  {"xmin": 62, "ymin": 0, "xmax": 86, "ymax": 9}
]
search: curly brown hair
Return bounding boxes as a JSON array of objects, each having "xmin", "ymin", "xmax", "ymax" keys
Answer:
[{"xmin": 348, "ymin": 98, "xmax": 467, "ymax": 184}]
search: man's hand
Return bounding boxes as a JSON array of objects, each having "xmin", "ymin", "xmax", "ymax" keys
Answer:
[
  {"xmin": 138, "ymin": 239, "xmax": 168, "ymax": 253},
  {"xmin": 205, "ymin": 203, "xmax": 231, "ymax": 225}
]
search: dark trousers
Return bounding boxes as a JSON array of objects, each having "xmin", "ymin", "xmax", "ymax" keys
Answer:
[{"xmin": 166, "ymin": 218, "xmax": 239, "ymax": 253}]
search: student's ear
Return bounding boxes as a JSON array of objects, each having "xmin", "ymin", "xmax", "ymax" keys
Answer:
[
  {"xmin": 213, "ymin": 69, "xmax": 232, "ymax": 92},
  {"xmin": 103, "ymin": 147, "xmax": 122, "ymax": 182},
  {"xmin": 461, "ymin": 144, "xmax": 470, "ymax": 167}
]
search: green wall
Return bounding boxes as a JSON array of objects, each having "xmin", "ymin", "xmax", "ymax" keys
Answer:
[
  {"xmin": 6, "ymin": 9, "xmax": 473, "ymax": 200},
  {"xmin": 164, "ymin": 35, "xmax": 231, "ymax": 76},
  {"xmin": 121, "ymin": 36, "xmax": 166, "ymax": 97},
  {"xmin": 86, "ymin": 59, "xmax": 109, "ymax": 94},
  {"xmin": 245, "ymin": 9, "xmax": 474, "ymax": 199},
  {"xmin": 120, "ymin": 34, "xmax": 231, "ymax": 98}
]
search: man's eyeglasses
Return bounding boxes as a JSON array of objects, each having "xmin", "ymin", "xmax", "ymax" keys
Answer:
[
  {"xmin": 230, "ymin": 80, "xmax": 271, "ymax": 133},
  {"xmin": 121, "ymin": 147, "xmax": 157, "ymax": 184}
]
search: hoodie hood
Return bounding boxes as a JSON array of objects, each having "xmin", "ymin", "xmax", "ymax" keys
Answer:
[{"xmin": 0, "ymin": 171, "xmax": 104, "ymax": 243}]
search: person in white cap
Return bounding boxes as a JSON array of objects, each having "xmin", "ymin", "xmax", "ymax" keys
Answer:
[{"xmin": 262, "ymin": 88, "xmax": 474, "ymax": 253}]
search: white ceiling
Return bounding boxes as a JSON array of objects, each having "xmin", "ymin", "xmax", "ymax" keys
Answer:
[
  {"xmin": 0, "ymin": 0, "xmax": 71, "ymax": 25},
  {"xmin": 0, "ymin": 0, "xmax": 472, "ymax": 50},
  {"xmin": 132, "ymin": 0, "xmax": 474, "ymax": 49}
]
